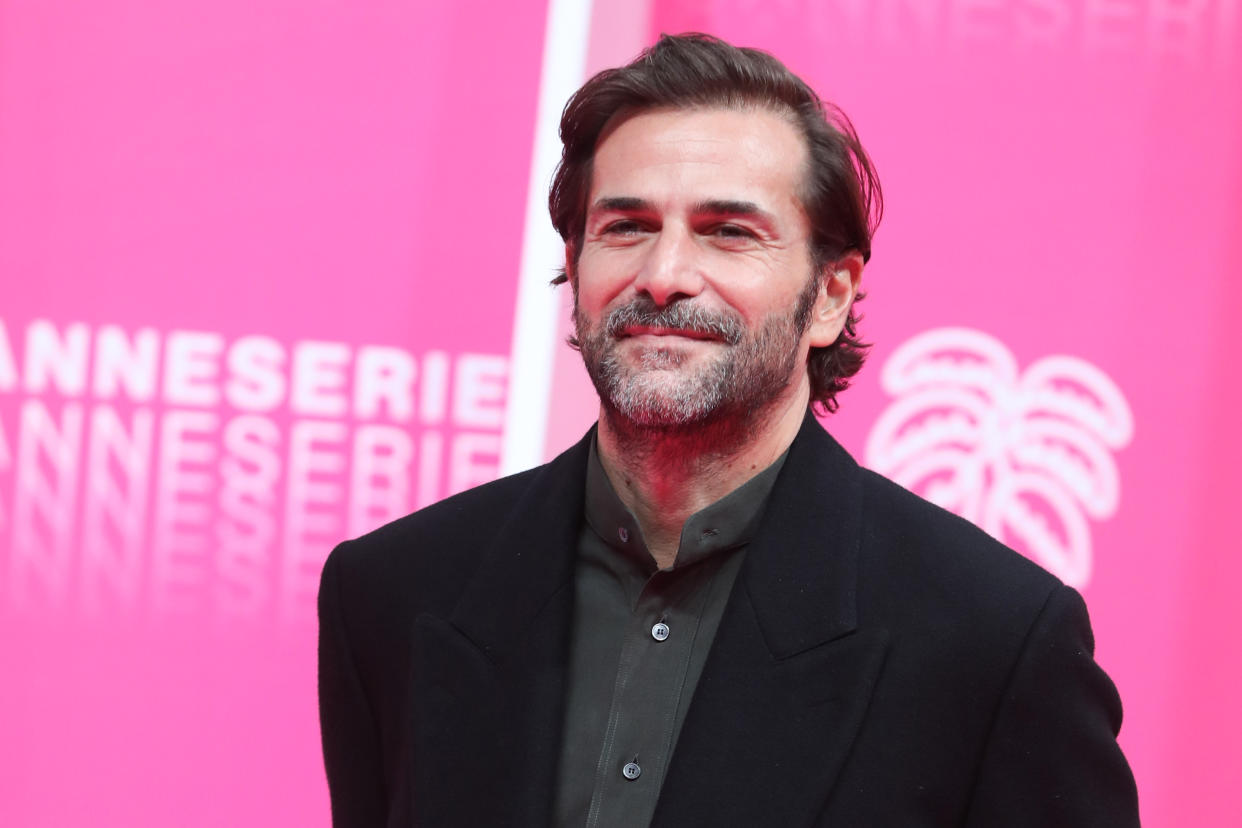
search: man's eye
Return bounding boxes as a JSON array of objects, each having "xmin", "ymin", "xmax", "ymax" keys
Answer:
[
  {"xmin": 604, "ymin": 220, "xmax": 644, "ymax": 235},
  {"xmin": 711, "ymin": 224, "xmax": 754, "ymax": 239}
]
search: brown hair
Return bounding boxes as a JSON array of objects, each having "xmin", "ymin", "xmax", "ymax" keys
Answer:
[{"xmin": 549, "ymin": 33, "xmax": 883, "ymax": 413}]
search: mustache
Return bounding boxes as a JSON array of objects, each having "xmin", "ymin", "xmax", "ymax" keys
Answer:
[{"xmin": 604, "ymin": 297, "xmax": 745, "ymax": 345}]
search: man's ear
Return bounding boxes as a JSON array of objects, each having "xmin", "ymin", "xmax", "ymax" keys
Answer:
[
  {"xmin": 806, "ymin": 250, "xmax": 864, "ymax": 348},
  {"xmin": 563, "ymin": 242, "xmax": 577, "ymax": 289}
]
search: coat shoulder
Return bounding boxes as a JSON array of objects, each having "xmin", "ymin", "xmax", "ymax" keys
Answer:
[
  {"xmin": 323, "ymin": 431, "xmax": 591, "ymax": 619},
  {"xmin": 350, "ymin": 464, "xmax": 543, "ymax": 558},
  {"xmin": 854, "ymin": 464, "xmax": 1064, "ymax": 633}
]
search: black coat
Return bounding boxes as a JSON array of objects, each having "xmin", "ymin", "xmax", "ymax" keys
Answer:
[{"xmin": 318, "ymin": 414, "xmax": 1140, "ymax": 827}]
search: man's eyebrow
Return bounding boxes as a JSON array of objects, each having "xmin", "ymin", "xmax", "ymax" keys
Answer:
[
  {"xmin": 691, "ymin": 199, "xmax": 773, "ymax": 222},
  {"xmin": 589, "ymin": 196, "xmax": 650, "ymax": 214},
  {"xmin": 587, "ymin": 197, "xmax": 778, "ymax": 227}
]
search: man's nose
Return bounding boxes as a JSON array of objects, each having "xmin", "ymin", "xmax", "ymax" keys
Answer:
[{"xmin": 632, "ymin": 225, "xmax": 705, "ymax": 307}]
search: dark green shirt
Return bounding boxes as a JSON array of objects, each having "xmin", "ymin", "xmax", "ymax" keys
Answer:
[{"xmin": 553, "ymin": 440, "xmax": 788, "ymax": 827}]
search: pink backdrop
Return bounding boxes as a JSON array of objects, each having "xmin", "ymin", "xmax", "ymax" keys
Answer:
[
  {"xmin": 3, "ymin": 1, "xmax": 1240, "ymax": 826},
  {"xmin": 0, "ymin": 0, "xmax": 546, "ymax": 824}
]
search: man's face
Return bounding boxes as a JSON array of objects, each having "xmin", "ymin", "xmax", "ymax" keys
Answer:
[{"xmin": 572, "ymin": 106, "xmax": 833, "ymax": 428}]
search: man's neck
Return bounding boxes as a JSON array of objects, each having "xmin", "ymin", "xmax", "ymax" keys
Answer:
[{"xmin": 595, "ymin": 386, "xmax": 810, "ymax": 570}]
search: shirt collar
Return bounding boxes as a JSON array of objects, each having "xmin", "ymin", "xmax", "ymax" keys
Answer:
[{"xmin": 584, "ymin": 435, "xmax": 789, "ymax": 572}]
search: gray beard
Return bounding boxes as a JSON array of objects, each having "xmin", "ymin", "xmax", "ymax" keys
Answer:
[{"xmin": 574, "ymin": 282, "xmax": 817, "ymax": 432}]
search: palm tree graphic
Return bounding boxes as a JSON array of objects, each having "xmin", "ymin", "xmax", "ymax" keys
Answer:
[{"xmin": 865, "ymin": 328, "xmax": 1133, "ymax": 587}]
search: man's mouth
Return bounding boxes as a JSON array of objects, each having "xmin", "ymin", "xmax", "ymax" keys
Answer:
[{"xmin": 601, "ymin": 298, "xmax": 745, "ymax": 345}]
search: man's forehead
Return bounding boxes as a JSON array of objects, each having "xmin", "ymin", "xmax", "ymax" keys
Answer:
[
  {"xmin": 593, "ymin": 101, "xmax": 798, "ymax": 145},
  {"xmin": 587, "ymin": 106, "xmax": 810, "ymax": 216}
]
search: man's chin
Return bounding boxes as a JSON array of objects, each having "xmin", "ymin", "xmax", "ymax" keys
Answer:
[{"xmin": 601, "ymin": 392, "xmax": 719, "ymax": 430}]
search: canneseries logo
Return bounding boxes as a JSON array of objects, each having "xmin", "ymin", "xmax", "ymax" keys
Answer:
[
  {"xmin": 865, "ymin": 328, "xmax": 1133, "ymax": 588},
  {"xmin": 0, "ymin": 317, "xmax": 508, "ymax": 621}
]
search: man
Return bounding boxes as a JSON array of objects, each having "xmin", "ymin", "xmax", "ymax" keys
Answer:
[{"xmin": 318, "ymin": 34, "xmax": 1140, "ymax": 827}]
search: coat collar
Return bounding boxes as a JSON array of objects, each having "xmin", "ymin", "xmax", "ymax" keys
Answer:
[
  {"xmin": 449, "ymin": 409, "xmax": 864, "ymax": 660},
  {"xmin": 446, "ymin": 427, "xmax": 591, "ymax": 657},
  {"xmin": 743, "ymin": 407, "xmax": 864, "ymax": 657}
]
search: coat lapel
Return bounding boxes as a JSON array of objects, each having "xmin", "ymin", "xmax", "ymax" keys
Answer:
[
  {"xmin": 653, "ymin": 415, "xmax": 890, "ymax": 827},
  {"xmin": 409, "ymin": 432, "xmax": 591, "ymax": 827}
]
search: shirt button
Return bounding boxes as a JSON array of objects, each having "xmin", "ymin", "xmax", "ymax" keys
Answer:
[
  {"xmin": 651, "ymin": 622, "xmax": 670, "ymax": 642},
  {"xmin": 622, "ymin": 762, "xmax": 642, "ymax": 780},
  {"xmin": 618, "ymin": 527, "xmax": 629, "ymax": 543}
]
